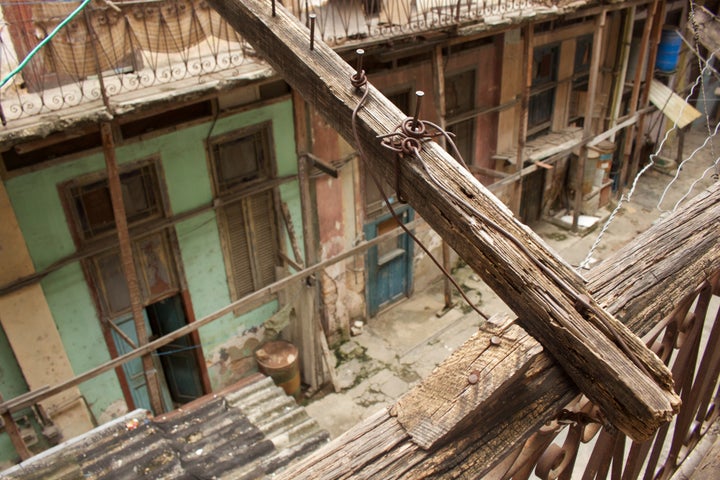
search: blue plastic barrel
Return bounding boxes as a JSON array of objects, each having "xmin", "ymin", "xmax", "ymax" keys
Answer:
[{"xmin": 656, "ymin": 28, "xmax": 682, "ymax": 73}]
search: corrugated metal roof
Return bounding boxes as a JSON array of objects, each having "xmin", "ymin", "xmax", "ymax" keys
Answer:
[{"xmin": 1, "ymin": 375, "xmax": 328, "ymax": 479}]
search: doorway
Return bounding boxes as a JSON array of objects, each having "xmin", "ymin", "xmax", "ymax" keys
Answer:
[
  {"xmin": 364, "ymin": 207, "xmax": 414, "ymax": 317},
  {"xmin": 110, "ymin": 294, "xmax": 204, "ymax": 413}
]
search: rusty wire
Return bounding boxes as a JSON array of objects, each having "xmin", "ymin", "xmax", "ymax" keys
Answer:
[{"xmin": 349, "ymin": 65, "xmax": 493, "ymax": 326}]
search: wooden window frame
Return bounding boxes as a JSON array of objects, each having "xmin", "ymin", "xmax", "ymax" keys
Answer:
[
  {"xmin": 61, "ymin": 157, "xmax": 167, "ymax": 247},
  {"xmin": 445, "ymin": 68, "xmax": 477, "ymax": 166},
  {"xmin": 207, "ymin": 122, "xmax": 275, "ymax": 197},
  {"xmin": 528, "ymin": 43, "xmax": 560, "ymax": 136},
  {"xmin": 207, "ymin": 123, "xmax": 282, "ymax": 308},
  {"xmin": 61, "ymin": 157, "xmax": 180, "ymax": 318}
]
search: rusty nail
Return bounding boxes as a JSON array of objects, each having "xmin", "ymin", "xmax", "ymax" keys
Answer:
[
  {"xmin": 467, "ymin": 370, "xmax": 480, "ymax": 385},
  {"xmin": 490, "ymin": 336, "xmax": 501, "ymax": 346},
  {"xmin": 356, "ymin": 49, "xmax": 364, "ymax": 75},
  {"xmin": 412, "ymin": 91, "xmax": 424, "ymax": 131},
  {"xmin": 309, "ymin": 14, "xmax": 316, "ymax": 51},
  {"xmin": 272, "ymin": 0, "xmax": 276, "ymax": 16}
]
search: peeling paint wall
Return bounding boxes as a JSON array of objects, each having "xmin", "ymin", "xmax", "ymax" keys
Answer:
[{"xmin": 2, "ymin": 97, "xmax": 300, "ymax": 435}]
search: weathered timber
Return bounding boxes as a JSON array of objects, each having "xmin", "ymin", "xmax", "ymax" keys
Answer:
[
  {"xmin": 100, "ymin": 122, "xmax": 164, "ymax": 415},
  {"xmin": 278, "ymin": 182, "xmax": 720, "ymax": 479},
  {"xmin": 207, "ymin": 0, "xmax": 678, "ymax": 441}
]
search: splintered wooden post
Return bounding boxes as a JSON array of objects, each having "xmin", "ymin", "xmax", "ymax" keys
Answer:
[{"xmin": 207, "ymin": 0, "xmax": 680, "ymax": 441}]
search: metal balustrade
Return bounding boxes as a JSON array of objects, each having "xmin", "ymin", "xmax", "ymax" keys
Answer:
[{"xmin": 0, "ymin": 0, "xmax": 541, "ymax": 124}]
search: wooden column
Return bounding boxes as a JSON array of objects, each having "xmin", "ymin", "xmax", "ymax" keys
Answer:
[
  {"xmin": 608, "ymin": 6, "xmax": 636, "ymax": 143},
  {"xmin": 100, "ymin": 122, "xmax": 164, "ymax": 415},
  {"xmin": 432, "ymin": 45, "xmax": 453, "ymax": 311},
  {"xmin": 573, "ymin": 11, "xmax": 607, "ymax": 230},
  {"xmin": 207, "ymin": 0, "xmax": 678, "ymax": 441},
  {"xmin": 618, "ymin": 0, "xmax": 660, "ymax": 191},
  {"xmin": 510, "ymin": 24, "xmax": 532, "ymax": 216},
  {"xmin": 0, "ymin": 393, "xmax": 31, "ymax": 461},
  {"xmin": 628, "ymin": 0, "xmax": 666, "ymax": 181},
  {"xmin": 292, "ymin": 91, "xmax": 322, "ymax": 390}
]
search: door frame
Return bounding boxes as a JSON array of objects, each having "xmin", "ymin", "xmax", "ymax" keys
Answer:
[{"xmin": 364, "ymin": 206, "xmax": 414, "ymax": 317}]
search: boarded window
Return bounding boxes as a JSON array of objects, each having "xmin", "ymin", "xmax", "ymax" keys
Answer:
[{"xmin": 210, "ymin": 125, "xmax": 279, "ymax": 301}]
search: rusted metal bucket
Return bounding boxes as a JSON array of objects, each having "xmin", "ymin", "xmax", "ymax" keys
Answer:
[{"xmin": 254, "ymin": 340, "xmax": 301, "ymax": 398}]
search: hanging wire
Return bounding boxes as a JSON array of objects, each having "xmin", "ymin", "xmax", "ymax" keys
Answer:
[
  {"xmin": 654, "ymin": 45, "xmax": 720, "ymax": 210},
  {"xmin": 348, "ymin": 62, "xmax": 491, "ymax": 326},
  {"xmin": 578, "ymin": 42, "xmax": 720, "ymax": 270},
  {"xmin": 0, "ymin": 0, "xmax": 92, "ymax": 90}
]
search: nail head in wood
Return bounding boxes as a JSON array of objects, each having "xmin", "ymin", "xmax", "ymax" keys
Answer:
[
  {"xmin": 309, "ymin": 14, "xmax": 316, "ymax": 51},
  {"xmin": 355, "ymin": 49, "xmax": 364, "ymax": 75},
  {"xmin": 413, "ymin": 91, "xmax": 424, "ymax": 131}
]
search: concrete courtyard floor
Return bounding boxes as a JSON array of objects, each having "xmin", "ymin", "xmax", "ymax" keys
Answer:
[{"xmin": 303, "ymin": 126, "xmax": 719, "ymax": 441}]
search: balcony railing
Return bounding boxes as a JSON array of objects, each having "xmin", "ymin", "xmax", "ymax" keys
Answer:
[{"xmin": 0, "ymin": 0, "xmax": 541, "ymax": 126}]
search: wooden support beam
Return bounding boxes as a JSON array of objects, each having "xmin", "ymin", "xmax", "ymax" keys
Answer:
[
  {"xmin": 628, "ymin": 0, "xmax": 666, "ymax": 181},
  {"xmin": 278, "ymin": 182, "xmax": 720, "ymax": 479},
  {"xmin": 431, "ymin": 45, "xmax": 454, "ymax": 311},
  {"xmin": 510, "ymin": 24, "xmax": 532, "ymax": 216},
  {"xmin": 280, "ymin": 201, "xmax": 305, "ymax": 268},
  {"xmin": 207, "ymin": 0, "xmax": 678, "ymax": 441},
  {"xmin": 573, "ymin": 11, "xmax": 607, "ymax": 230},
  {"xmin": 100, "ymin": 122, "xmax": 164, "ymax": 415},
  {"xmin": 619, "ymin": 0, "xmax": 660, "ymax": 190},
  {"xmin": 0, "ymin": 393, "xmax": 32, "ymax": 461}
]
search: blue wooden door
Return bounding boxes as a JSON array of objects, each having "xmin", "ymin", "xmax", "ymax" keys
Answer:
[
  {"xmin": 365, "ymin": 207, "xmax": 414, "ymax": 317},
  {"xmin": 111, "ymin": 313, "xmax": 173, "ymax": 414},
  {"xmin": 147, "ymin": 295, "xmax": 204, "ymax": 404}
]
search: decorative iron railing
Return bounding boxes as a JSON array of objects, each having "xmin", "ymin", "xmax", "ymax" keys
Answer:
[
  {"xmin": 0, "ymin": 0, "xmax": 541, "ymax": 125},
  {"xmin": 489, "ymin": 269, "xmax": 720, "ymax": 480}
]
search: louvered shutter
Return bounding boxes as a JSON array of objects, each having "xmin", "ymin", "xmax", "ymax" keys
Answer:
[
  {"xmin": 223, "ymin": 201, "xmax": 255, "ymax": 298},
  {"xmin": 247, "ymin": 190, "xmax": 277, "ymax": 289}
]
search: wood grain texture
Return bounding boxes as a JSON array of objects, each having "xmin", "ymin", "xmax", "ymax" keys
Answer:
[
  {"xmin": 279, "ymin": 182, "xmax": 720, "ymax": 479},
  {"xmin": 207, "ymin": 0, "xmax": 679, "ymax": 440}
]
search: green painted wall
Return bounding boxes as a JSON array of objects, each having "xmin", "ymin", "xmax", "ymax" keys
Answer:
[
  {"xmin": 4, "ymin": 98, "xmax": 301, "ymax": 420},
  {"xmin": 0, "ymin": 324, "xmax": 28, "ymax": 466}
]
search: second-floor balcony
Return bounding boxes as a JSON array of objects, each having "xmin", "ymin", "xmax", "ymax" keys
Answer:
[{"xmin": 0, "ymin": 0, "xmax": 555, "ymax": 127}]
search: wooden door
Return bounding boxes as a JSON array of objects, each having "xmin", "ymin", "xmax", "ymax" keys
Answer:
[
  {"xmin": 364, "ymin": 207, "xmax": 414, "ymax": 317},
  {"xmin": 146, "ymin": 295, "xmax": 204, "ymax": 405}
]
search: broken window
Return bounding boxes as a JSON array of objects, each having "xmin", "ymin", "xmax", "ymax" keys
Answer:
[
  {"xmin": 528, "ymin": 44, "xmax": 560, "ymax": 136},
  {"xmin": 569, "ymin": 35, "xmax": 594, "ymax": 124},
  {"xmin": 445, "ymin": 69, "xmax": 476, "ymax": 165},
  {"xmin": 68, "ymin": 164, "xmax": 161, "ymax": 242},
  {"xmin": 64, "ymin": 160, "xmax": 179, "ymax": 317},
  {"xmin": 209, "ymin": 124, "xmax": 280, "ymax": 303}
]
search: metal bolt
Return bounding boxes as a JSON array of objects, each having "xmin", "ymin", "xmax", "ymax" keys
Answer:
[
  {"xmin": 309, "ymin": 14, "xmax": 316, "ymax": 51},
  {"xmin": 467, "ymin": 369, "xmax": 480, "ymax": 385},
  {"xmin": 355, "ymin": 49, "xmax": 364, "ymax": 75},
  {"xmin": 412, "ymin": 91, "xmax": 424, "ymax": 131},
  {"xmin": 490, "ymin": 336, "xmax": 501, "ymax": 346}
]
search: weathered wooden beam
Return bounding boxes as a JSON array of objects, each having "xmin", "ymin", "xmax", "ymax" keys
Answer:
[
  {"xmin": 278, "ymin": 182, "xmax": 720, "ymax": 479},
  {"xmin": 100, "ymin": 122, "xmax": 164, "ymax": 415},
  {"xmin": 207, "ymin": 0, "xmax": 678, "ymax": 440},
  {"xmin": 0, "ymin": 393, "xmax": 32, "ymax": 461}
]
